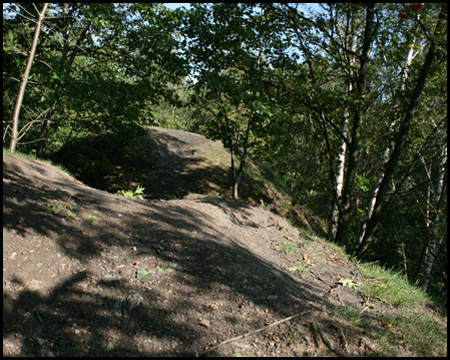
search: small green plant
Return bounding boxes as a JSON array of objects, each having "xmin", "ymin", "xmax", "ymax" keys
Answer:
[
  {"xmin": 234, "ymin": 352, "xmax": 248, "ymax": 357},
  {"xmin": 47, "ymin": 202, "xmax": 77, "ymax": 220},
  {"xmin": 286, "ymin": 263, "xmax": 310, "ymax": 274},
  {"xmin": 157, "ymin": 264, "xmax": 175, "ymax": 273},
  {"xmin": 117, "ymin": 185, "xmax": 145, "ymax": 199},
  {"xmin": 277, "ymin": 237, "xmax": 298, "ymax": 255}
]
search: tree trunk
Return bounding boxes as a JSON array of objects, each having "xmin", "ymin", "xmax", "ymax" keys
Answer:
[
  {"xmin": 232, "ymin": 117, "xmax": 253, "ymax": 200},
  {"xmin": 356, "ymin": 30, "xmax": 417, "ymax": 247},
  {"xmin": 421, "ymin": 144, "xmax": 447, "ymax": 291},
  {"xmin": 328, "ymin": 6, "xmax": 357, "ymax": 242},
  {"xmin": 334, "ymin": 4, "xmax": 374, "ymax": 246},
  {"xmin": 9, "ymin": 3, "xmax": 49, "ymax": 153},
  {"xmin": 354, "ymin": 8, "xmax": 445, "ymax": 258}
]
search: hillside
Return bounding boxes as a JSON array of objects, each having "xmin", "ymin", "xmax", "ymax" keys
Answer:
[
  {"xmin": 3, "ymin": 128, "xmax": 447, "ymax": 356},
  {"xmin": 48, "ymin": 127, "xmax": 325, "ymax": 235}
]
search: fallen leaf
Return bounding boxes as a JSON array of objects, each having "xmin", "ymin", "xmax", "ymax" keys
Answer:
[
  {"xmin": 136, "ymin": 269, "xmax": 153, "ymax": 279},
  {"xmin": 338, "ymin": 278, "xmax": 358, "ymax": 289},
  {"xmin": 379, "ymin": 320, "xmax": 392, "ymax": 328},
  {"xmin": 286, "ymin": 266, "xmax": 299, "ymax": 272},
  {"xmin": 105, "ymin": 342, "xmax": 114, "ymax": 351},
  {"xmin": 158, "ymin": 264, "xmax": 175, "ymax": 272},
  {"xmin": 63, "ymin": 209, "xmax": 77, "ymax": 219},
  {"xmin": 199, "ymin": 319, "xmax": 210, "ymax": 328}
]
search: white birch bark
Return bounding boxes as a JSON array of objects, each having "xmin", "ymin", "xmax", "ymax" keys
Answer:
[
  {"xmin": 356, "ymin": 35, "xmax": 417, "ymax": 245},
  {"xmin": 328, "ymin": 15, "xmax": 356, "ymax": 242},
  {"xmin": 421, "ymin": 143, "xmax": 447, "ymax": 291}
]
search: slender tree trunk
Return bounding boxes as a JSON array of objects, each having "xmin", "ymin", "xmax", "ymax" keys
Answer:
[
  {"xmin": 334, "ymin": 4, "xmax": 374, "ymax": 246},
  {"xmin": 356, "ymin": 33, "xmax": 417, "ymax": 247},
  {"xmin": 233, "ymin": 117, "xmax": 253, "ymax": 200},
  {"xmin": 224, "ymin": 116, "xmax": 238, "ymax": 199},
  {"xmin": 329, "ymin": 7, "xmax": 357, "ymax": 242},
  {"xmin": 354, "ymin": 8, "xmax": 445, "ymax": 258},
  {"xmin": 421, "ymin": 144, "xmax": 446, "ymax": 291},
  {"xmin": 9, "ymin": 3, "xmax": 49, "ymax": 153}
]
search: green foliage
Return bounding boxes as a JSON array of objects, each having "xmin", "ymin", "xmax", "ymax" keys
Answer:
[
  {"xmin": 184, "ymin": 4, "xmax": 290, "ymax": 198},
  {"xmin": 47, "ymin": 202, "xmax": 77, "ymax": 220},
  {"xmin": 3, "ymin": 3, "xmax": 189, "ymax": 155},
  {"xmin": 358, "ymin": 264, "xmax": 430, "ymax": 307},
  {"xmin": 3, "ymin": 2, "xmax": 446, "ymax": 302},
  {"xmin": 117, "ymin": 186, "xmax": 145, "ymax": 200}
]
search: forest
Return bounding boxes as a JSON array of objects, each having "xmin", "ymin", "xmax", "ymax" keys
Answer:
[{"xmin": 3, "ymin": 3, "xmax": 447, "ymax": 305}]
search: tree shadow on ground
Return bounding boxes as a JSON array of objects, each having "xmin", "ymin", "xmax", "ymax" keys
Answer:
[{"xmin": 3, "ymin": 154, "xmax": 398, "ymax": 356}]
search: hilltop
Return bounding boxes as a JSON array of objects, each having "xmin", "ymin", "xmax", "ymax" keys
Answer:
[
  {"xmin": 3, "ymin": 128, "xmax": 446, "ymax": 356},
  {"xmin": 47, "ymin": 127, "xmax": 325, "ymax": 236}
]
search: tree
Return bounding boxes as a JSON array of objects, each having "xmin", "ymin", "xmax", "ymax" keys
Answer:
[
  {"xmin": 354, "ymin": 4, "xmax": 447, "ymax": 258},
  {"xmin": 185, "ymin": 3, "xmax": 280, "ymax": 199},
  {"xmin": 3, "ymin": 3, "xmax": 188, "ymax": 156},
  {"xmin": 420, "ymin": 143, "xmax": 447, "ymax": 291},
  {"xmin": 9, "ymin": 3, "xmax": 49, "ymax": 153},
  {"xmin": 260, "ymin": 4, "xmax": 446, "ymax": 265}
]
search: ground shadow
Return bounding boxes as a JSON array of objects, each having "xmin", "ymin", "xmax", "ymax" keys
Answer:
[{"xmin": 4, "ymin": 154, "xmax": 397, "ymax": 356}]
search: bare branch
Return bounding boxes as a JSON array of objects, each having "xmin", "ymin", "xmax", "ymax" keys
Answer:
[{"xmin": 5, "ymin": 5, "xmax": 37, "ymax": 23}]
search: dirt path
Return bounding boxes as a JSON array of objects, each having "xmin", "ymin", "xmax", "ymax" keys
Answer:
[
  {"xmin": 3, "ymin": 132, "xmax": 445, "ymax": 356},
  {"xmin": 146, "ymin": 127, "xmax": 222, "ymax": 198}
]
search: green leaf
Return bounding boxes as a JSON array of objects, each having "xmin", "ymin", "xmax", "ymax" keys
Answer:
[
  {"xmin": 286, "ymin": 266, "xmax": 300, "ymax": 272},
  {"xmin": 47, "ymin": 203, "xmax": 62, "ymax": 214},
  {"xmin": 338, "ymin": 278, "xmax": 358, "ymax": 289},
  {"xmin": 135, "ymin": 185, "xmax": 145, "ymax": 195},
  {"xmin": 137, "ymin": 269, "xmax": 153, "ymax": 279},
  {"xmin": 158, "ymin": 264, "xmax": 175, "ymax": 272},
  {"xmin": 104, "ymin": 341, "xmax": 114, "ymax": 351},
  {"xmin": 83, "ymin": 216, "xmax": 97, "ymax": 223},
  {"xmin": 63, "ymin": 209, "xmax": 77, "ymax": 219},
  {"xmin": 235, "ymin": 352, "xmax": 248, "ymax": 357}
]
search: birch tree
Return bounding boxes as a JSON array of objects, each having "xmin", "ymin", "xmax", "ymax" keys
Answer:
[
  {"xmin": 328, "ymin": 5, "xmax": 359, "ymax": 243},
  {"xmin": 354, "ymin": 5, "xmax": 447, "ymax": 258},
  {"xmin": 355, "ymin": 11, "xmax": 420, "ymax": 248},
  {"xmin": 420, "ymin": 143, "xmax": 447, "ymax": 291},
  {"xmin": 333, "ymin": 4, "xmax": 375, "ymax": 248}
]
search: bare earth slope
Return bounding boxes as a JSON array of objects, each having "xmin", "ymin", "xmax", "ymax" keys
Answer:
[{"xmin": 2, "ymin": 131, "xmax": 444, "ymax": 356}]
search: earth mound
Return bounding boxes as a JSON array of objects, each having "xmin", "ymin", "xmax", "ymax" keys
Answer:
[
  {"xmin": 3, "ymin": 144, "xmax": 445, "ymax": 356},
  {"xmin": 47, "ymin": 127, "xmax": 325, "ymax": 235}
]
